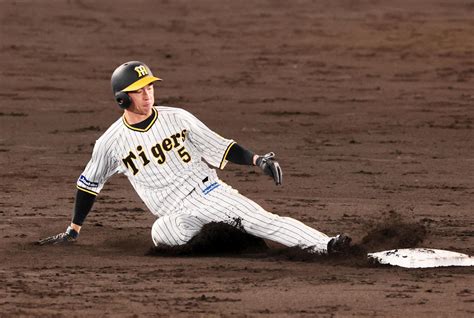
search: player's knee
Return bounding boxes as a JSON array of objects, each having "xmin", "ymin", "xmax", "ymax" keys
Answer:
[
  {"xmin": 151, "ymin": 215, "xmax": 202, "ymax": 246},
  {"xmin": 151, "ymin": 216, "xmax": 187, "ymax": 246}
]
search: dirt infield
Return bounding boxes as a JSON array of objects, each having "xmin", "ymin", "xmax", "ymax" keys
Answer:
[{"xmin": 1, "ymin": 0, "xmax": 473, "ymax": 316}]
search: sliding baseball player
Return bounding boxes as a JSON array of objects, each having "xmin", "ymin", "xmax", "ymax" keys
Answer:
[{"xmin": 38, "ymin": 61, "xmax": 351, "ymax": 254}]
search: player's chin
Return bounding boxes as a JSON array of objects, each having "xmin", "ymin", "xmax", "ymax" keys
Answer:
[{"xmin": 140, "ymin": 103, "xmax": 153, "ymax": 113}]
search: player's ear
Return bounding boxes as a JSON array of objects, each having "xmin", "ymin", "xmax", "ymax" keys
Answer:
[{"xmin": 115, "ymin": 91, "xmax": 131, "ymax": 109}]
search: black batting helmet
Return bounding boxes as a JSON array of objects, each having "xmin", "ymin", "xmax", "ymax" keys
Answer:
[{"xmin": 111, "ymin": 61, "xmax": 162, "ymax": 109}]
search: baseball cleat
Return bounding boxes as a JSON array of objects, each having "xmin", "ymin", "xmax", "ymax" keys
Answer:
[{"xmin": 327, "ymin": 234, "xmax": 352, "ymax": 254}]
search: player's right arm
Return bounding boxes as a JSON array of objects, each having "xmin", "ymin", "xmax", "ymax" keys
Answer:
[
  {"xmin": 38, "ymin": 136, "xmax": 119, "ymax": 245},
  {"xmin": 36, "ymin": 189, "xmax": 96, "ymax": 245}
]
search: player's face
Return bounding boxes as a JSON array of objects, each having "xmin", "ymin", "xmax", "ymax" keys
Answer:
[{"xmin": 128, "ymin": 84, "xmax": 155, "ymax": 116}]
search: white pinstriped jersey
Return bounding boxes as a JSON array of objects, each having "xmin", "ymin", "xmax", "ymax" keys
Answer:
[{"xmin": 77, "ymin": 106, "xmax": 235, "ymax": 217}]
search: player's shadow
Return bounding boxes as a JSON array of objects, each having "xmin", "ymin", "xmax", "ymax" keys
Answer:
[{"xmin": 147, "ymin": 222, "xmax": 269, "ymax": 257}]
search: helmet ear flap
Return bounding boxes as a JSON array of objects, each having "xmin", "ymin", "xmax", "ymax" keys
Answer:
[{"xmin": 115, "ymin": 91, "xmax": 131, "ymax": 109}]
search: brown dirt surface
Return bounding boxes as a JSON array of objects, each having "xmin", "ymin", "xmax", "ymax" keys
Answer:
[{"xmin": 1, "ymin": 0, "xmax": 473, "ymax": 316}]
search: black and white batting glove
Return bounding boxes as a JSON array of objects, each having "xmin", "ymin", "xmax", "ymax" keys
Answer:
[
  {"xmin": 256, "ymin": 152, "xmax": 283, "ymax": 186},
  {"xmin": 37, "ymin": 226, "xmax": 79, "ymax": 246}
]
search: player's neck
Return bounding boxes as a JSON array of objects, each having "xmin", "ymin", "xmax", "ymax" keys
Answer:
[{"xmin": 123, "ymin": 108, "xmax": 154, "ymax": 125}]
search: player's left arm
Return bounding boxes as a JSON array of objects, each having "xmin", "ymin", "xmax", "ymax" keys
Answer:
[
  {"xmin": 180, "ymin": 109, "xmax": 282, "ymax": 185},
  {"xmin": 225, "ymin": 143, "xmax": 283, "ymax": 186}
]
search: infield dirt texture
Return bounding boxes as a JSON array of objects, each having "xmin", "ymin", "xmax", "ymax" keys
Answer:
[{"xmin": 1, "ymin": 0, "xmax": 473, "ymax": 316}]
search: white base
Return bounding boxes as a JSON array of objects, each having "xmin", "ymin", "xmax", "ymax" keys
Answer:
[{"xmin": 368, "ymin": 248, "xmax": 474, "ymax": 268}]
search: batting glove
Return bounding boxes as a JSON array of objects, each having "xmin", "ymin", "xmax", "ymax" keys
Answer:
[
  {"xmin": 256, "ymin": 152, "xmax": 283, "ymax": 186},
  {"xmin": 37, "ymin": 226, "xmax": 79, "ymax": 246}
]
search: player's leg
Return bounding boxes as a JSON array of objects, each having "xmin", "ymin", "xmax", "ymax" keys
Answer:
[
  {"xmin": 231, "ymin": 198, "xmax": 332, "ymax": 253},
  {"xmin": 189, "ymin": 183, "xmax": 333, "ymax": 253},
  {"xmin": 151, "ymin": 214, "xmax": 207, "ymax": 246}
]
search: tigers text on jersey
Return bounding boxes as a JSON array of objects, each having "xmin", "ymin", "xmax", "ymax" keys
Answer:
[{"xmin": 77, "ymin": 106, "xmax": 235, "ymax": 217}]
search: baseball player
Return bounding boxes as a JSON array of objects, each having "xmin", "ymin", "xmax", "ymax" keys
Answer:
[{"xmin": 38, "ymin": 61, "xmax": 351, "ymax": 254}]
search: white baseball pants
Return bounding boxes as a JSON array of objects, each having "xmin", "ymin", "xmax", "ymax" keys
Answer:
[{"xmin": 151, "ymin": 180, "xmax": 331, "ymax": 253}]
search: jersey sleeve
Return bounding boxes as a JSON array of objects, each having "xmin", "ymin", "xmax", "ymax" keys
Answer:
[
  {"xmin": 76, "ymin": 138, "xmax": 120, "ymax": 195},
  {"xmin": 180, "ymin": 109, "xmax": 234, "ymax": 169}
]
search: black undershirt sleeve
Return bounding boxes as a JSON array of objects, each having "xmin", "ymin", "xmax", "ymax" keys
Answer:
[
  {"xmin": 72, "ymin": 189, "xmax": 96, "ymax": 226},
  {"xmin": 225, "ymin": 143, "xmax": 255, "ymax": 166}
]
